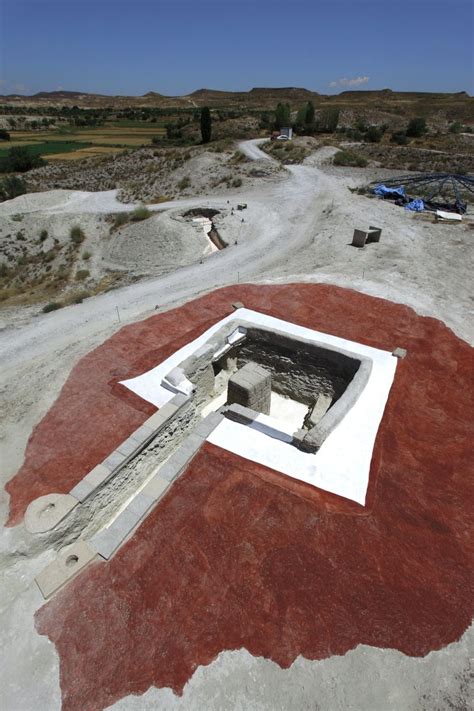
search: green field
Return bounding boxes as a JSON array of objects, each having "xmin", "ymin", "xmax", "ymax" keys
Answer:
[{"xmin": 0, "ymin": 141, "xmax": 93, "ymax": 158}]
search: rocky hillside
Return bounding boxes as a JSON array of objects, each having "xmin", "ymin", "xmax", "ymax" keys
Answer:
[{"xmin": 1, "ymin": 88, "xmax": 472, "ymax": 121}]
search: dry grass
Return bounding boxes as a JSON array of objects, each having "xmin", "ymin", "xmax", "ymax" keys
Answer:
[
  {"xmin": 146, "ymin": 194, "xmax": 174, "ymax": 204},
  {"xmin": 46, "ymin": 147, "xmax": 125, "ymax": 161}
]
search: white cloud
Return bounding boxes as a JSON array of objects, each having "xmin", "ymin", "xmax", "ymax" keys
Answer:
[{"xmin": 329, "ymin": 76, "xmax": 370, "ymax": 89}]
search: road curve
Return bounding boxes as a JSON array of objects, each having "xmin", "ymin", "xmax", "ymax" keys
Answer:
[
  {"xmin": 238, "ymin": 138, "xmax": 277, "ymax": 162},
  {"xmin": 0, "ymin": 143, "xmax": 328, "ymax": 369}
]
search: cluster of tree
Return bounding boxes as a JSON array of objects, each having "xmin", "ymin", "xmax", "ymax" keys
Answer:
[
  {"xmin": 389, "ymin": 117, "xmax": 428, "ymax": 145},
  {"xmin": 0, "ymin": 146, "xmax": 46, "ymax": 173},
  {"xmin": 272, "ymin": 102, "xmax": 340, "ymax": 134},
  {"xmin": 338, "ymin": 116, "xmax": 430, "ymax": 145},
  {"xmin": 0, "ymin": 129, "xmax": 10, "ymax": 141},
  {"xmin": 340, "ymin": 120, "xmax": 388, "ymax": 143}
]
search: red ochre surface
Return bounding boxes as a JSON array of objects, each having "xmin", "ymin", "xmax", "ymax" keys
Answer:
[{"xmin": 8, "ymin": 284, "xmax": 474, "ymax": 711}]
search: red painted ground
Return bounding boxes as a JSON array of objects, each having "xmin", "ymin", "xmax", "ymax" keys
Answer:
[{"xmin": 10, "ymin": 284, "xmax": 474, "ymax": 710}]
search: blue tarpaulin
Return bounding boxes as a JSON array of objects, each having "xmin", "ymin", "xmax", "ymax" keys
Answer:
[
  {"xmin": 405, "ymin": 199, "xmax": 424, "ymax": 212},
  {"xmin": 373, "ymin": 184, "xmax": 406, "ymax": 198}
]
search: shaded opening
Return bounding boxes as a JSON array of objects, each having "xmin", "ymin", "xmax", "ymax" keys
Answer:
[{"xmin": 65, "ymin": 555, "xmax": 79, "ymax": 568}]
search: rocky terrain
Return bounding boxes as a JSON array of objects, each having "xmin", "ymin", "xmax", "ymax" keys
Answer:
[{"xmin": 24, "ymin": 142, "xmax": 281, "ymax": 203}]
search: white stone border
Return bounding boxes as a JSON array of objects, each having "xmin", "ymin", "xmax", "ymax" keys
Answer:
[{"xmin": 121, "ymin": 309, "xmax": 398, "ymax": 506}]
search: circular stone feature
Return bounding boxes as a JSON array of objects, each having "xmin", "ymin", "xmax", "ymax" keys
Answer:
[{"xmin": 24, "ymin": 493, "xmax": 79, "ymax": 534}]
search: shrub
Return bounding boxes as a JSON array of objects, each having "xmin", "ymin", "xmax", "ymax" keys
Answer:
[
  {"xmin": 366, "ymin": 126, "xmax": 383, "ymax": 143},
  {"xmin": 82, "ymin": 250, "xmax": 92, "ymax": 260},
  {"xmin": 130, "ymin": 206, "xmax": 152, "ymax": 221},
  {"xmin": 231, "ymin": 151, "xmax": 246, "ymax": 164},
  {"xmin": 0, "ymin": 129, "xmax": 10, "ymax": 141},
  {"xmin": 39, "ymin": 229, "xmax": 48, "ymax": 242},
  {"xmin": 0, "ymin": 263, "xmax": 8, "ymax": 277},
  {"xmin": 177, "ymin": 176, "xmax": 191, "ymax": 190},
  {"xmin": 1, "ymin": 146, "xmax": 46, "ymax": 173},
  {"xmin": 449, "ymin": 121, "xmax": 462, "ymax": 134},
  {"xmin": 333, "ymin": 150, "xmax": 368, "ymax": 167},
  {"xmin": 0, "ymin": 176, "xmax": 27, "ymax": 202},
  {"xmin": 232, "ymin": 177, "xmax": 243, "ymax": 187},
  {"xmin": 406, "ymin": 117, "xmax": 427, "ymax": 137},
  {"xmin": 70, "ymin": 290, "xmax": 90, "ymax": 304},
  {"xmin": 42, "ymin": 302, "xmax": 62, "ymax": 313},
  {"xmin": 75, "ymin": 269, "xmax": 90, "ymax": 281},
  {"xmin": 112, "ymin": 212, "xmax": 129, "ymax": 230},
  {"xmin": 391, "ymin": 131, "xmax": 409, "ymax": 145},
  {"xmin": 70, "ymin": 225, "xmax": 85, "ymax": 244}
]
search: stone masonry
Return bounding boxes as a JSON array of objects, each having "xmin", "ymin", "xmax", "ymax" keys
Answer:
[{"xmin": 227, "ymin": 362, "xmax": 272, "ymax": 414}]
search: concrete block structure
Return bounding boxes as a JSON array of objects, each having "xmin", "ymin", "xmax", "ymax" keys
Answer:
[
  {"xmin": 368, "ymin": 225, "xmax": 382, "ymax": 242},
  {"xmin": 352, "ymin": 226, "xmax": 382, "ymax": 248},
  {"xmin": 227, "ymin": 362, "xmax": 272, "ymax": 414},
  {"xmin": 352, "ymin": 229, "xmax": 369, "ymax": 248}
]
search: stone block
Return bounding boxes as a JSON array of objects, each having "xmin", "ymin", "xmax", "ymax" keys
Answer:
[
  {"xmin": 158, "ymin": 459, "xmax": 181, "ymax": 483},
  {"xmin": 145, "ymin": 410, "xmax": 169, "ymax": 431},
  {"xmin": 127, "ymin": 492, "xmax": 155, "ymax": 519},
  {"xmin": 35, "ymin": 540, "xmax": 99, "ymax": 598},
  {"xmin": 90, "ymin": 529, "xmax": 121, "ymax": 560},
  {"xmin": 102, "ymin": 450, "xmax": 126, "ymax": 472},
  {"xmin": 304, "ymin": 393, "xmax": 333, "ymax": 429},
  {"xmin": 171, "ymin": 392, "xmax": 190, "ymax": 407},
  {"xmin": 392, "ymin": 347, "xmax": 407, "ymax": 359},
  {"xmin": 142, "ymin": 474, "xmax": 170, "ymax": 501},
  {"xmin": 157, "ymin": 401, "xmax": 180, "ymax": 420},
  {"xmin": 117, "ymin": 435, "xmax": 141, "ymax": 458},
  {"xmin": 69, "ymin": 479, "xmax": 95, "ymax": 503},
  {"xmin": 368, "ymin": 225, "xmax": 382, "ymax": 242},
  {"xmin": 351, "ymin": 229, "xmax": 368, "ymax": 248},
  {"xmin": 110, "ymin": 508, "xmax": 140, "ymax": 538},
  {"xmin": 25, "ymin": 493, "xmax": 80, "ymax": 534},
  {"xmin": 194, "ymin": 412, "xmax": 224, "ymax": 439},
  {"xmin": 83, "ymin": 463, "xmax": 110, "ymax": 488},
  {"xmin": 130, "ymin": 424, "xmax": 155, "ymax": 444},
  {"xmin": 227, "ymin": 363, "xmax": 271, "ymax": 415}
]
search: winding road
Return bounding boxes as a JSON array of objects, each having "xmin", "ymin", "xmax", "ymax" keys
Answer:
[{"xmin": 0, "ymin": 140, "xmax": 329, "ymax": 369}]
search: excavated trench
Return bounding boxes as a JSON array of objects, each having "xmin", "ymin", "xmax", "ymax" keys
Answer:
[
  {"xmin": 211, "ymin": 327, "xmax": 360, "ymax": 416},
  {"xmin": 183, "ymin": 208, "xmax": 227, "ymax": 250}
]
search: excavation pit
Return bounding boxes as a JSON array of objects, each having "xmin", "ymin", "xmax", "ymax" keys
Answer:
[{"xmin": 121, "ymin": 308, "xmax": 397, "ymax": 505}]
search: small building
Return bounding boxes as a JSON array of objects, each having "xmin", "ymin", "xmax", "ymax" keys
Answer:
[{"xmin": 280, "ymin": 126, "xmax": 293, "ymax": 139}]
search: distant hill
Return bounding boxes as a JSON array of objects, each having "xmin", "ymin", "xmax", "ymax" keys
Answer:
[{"xmin": 0, "ymin": 87, "xmax": 472, "ymax": 121}]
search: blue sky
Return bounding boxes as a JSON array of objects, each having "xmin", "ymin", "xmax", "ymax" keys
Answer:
[{"xmin": 0, "ymin": 0, "xmax": 472, "ymax": 96}]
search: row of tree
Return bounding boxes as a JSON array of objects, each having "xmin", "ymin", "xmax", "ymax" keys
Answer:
[{"xmin": 273, "ymin": 101, "xmax": 340, "ymax": 133}]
